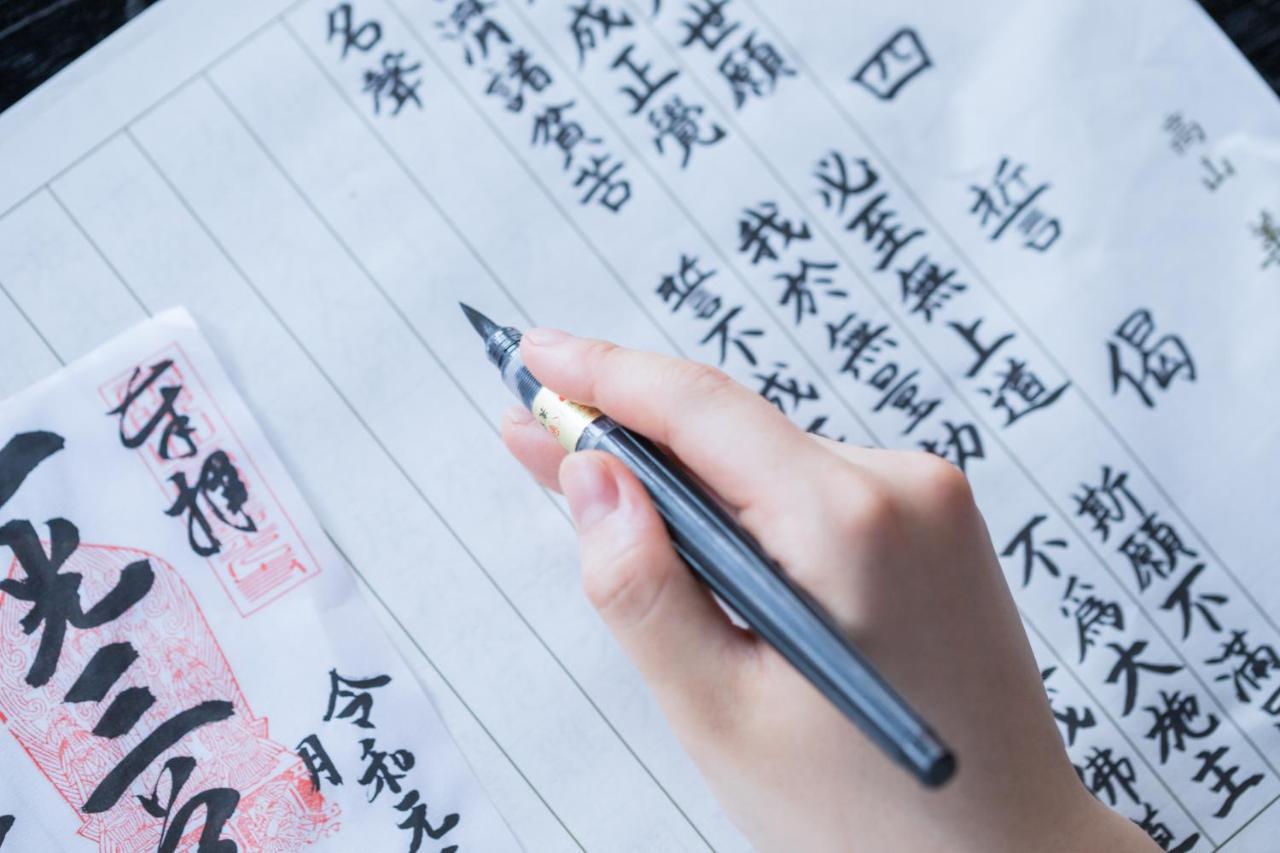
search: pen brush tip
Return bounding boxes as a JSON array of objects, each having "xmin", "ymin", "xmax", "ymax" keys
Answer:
[{"xmin": 459, "ymin": 302, "xmax": 499, "ymax": 340}]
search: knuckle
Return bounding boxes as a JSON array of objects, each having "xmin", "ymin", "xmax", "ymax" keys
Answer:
[
  {"xmin": 665, "ymin": 359, "xmax": 736, "ymax": 402},
  {"xmin": 907, "ymin": 451, "xmax": 974, "ymax": 514},
  {"xmin": 580, "ymin": 537, "xmax": 665, "ymax": 628},
  {"xmin": 834, "ymin": 477, "xmax": 899, "ymax": 542},
  {"xmin": 584, "ymin": 339, "xmax": 622, "ymax": 389},
  {"xmin": 584, "ymin": 338, "xmax": 620, "ymax": 363}
]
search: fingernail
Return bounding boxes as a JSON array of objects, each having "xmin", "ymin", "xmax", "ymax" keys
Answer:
[
  {"xmin": 523, "ymin": 327, "xmax": 569, "ymax": 346},
  {"xmin": 503, "ymin": 405, "xmax": 534, "ymax": 426},
  {"xmin": 560, "ymin": 454, "xmax": 618, "ymax": 530}
]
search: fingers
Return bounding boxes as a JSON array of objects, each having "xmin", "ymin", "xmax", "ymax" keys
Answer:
[
  {"xmin": 520, "ymin": 329, "xmax": 829, "ymax": 510},
  {"xmin": 559, "ymin": 450, "xmax": 752, "ymax": 726},
  {"xmin": 807, "ymin": 436, "xmax": 977, "ymax": 522},
  {"xmin": 501, "ymin": 406, "xmax": 565, "ymax": 491}
]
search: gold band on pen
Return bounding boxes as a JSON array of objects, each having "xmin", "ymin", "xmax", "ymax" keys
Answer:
[{"xmin": 531, "ymin": 387, "xmax": 603, "ymax": 452}]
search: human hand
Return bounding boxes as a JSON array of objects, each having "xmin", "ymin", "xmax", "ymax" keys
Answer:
[{"xmin": 501, "ymin": 329, "xmax": 1155, "ymax": 853}]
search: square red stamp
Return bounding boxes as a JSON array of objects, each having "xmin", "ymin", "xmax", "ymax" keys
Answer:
[{"xmin": 99, "ymin": 342, "xmax": 320, "ymax": 616}]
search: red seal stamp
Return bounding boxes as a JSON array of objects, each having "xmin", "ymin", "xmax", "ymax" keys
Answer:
[
  {"xmin": 99, "ymin": 342, "xmax": 321, "ymax": 617},
  {"xmin": 0, "ymin": 541, "xmax": 339, "ymax": 850}
]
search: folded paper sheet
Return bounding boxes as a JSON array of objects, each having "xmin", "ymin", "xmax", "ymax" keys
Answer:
[
  {"xmin": 0, "ymin": 310, "xmax": 521, "ymax": 851},
  {"xmin": 1, "ymin": 0, "xmax": 1279, "ymax": 850}
]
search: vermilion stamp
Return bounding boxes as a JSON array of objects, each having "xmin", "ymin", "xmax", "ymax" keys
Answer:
[
  {"xmin": 1, "ymin": 310, "xmax": 515, "ymax": 851},
  {"xmin": 99, "ymin": 343, "xmax": 320, "ymax": 616},
  {"xmin": 0, "ymin": 541, "xmax": 339, "ymax": 850}
]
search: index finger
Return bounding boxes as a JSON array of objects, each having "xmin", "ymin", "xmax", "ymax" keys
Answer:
[{"xmin": 519, "ymin": 328, "xmax": 832, "ymax": 509}]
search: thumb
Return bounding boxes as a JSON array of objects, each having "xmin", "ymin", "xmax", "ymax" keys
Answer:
[{"xmin": 559, "ymin": 451, "xmax": 751, "ymax": 728}]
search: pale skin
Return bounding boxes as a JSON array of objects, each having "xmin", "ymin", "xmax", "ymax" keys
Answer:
[{"xmin": 501, "ymin": 327, "xmax": 1158, "ymax": 853}]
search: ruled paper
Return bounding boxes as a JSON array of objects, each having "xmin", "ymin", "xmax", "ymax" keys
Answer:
[{"xmin": 1, "ymin": 0, "xmax": 1279, "ymax": 849}]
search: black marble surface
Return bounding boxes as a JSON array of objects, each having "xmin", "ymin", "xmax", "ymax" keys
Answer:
[
  {"xmin": 1, "ymin": 0, "xmax": 157, "ymax": 109},
  {"xmin": 1, "ymin": 0, "xmax": 1279, "ymax": 112}
]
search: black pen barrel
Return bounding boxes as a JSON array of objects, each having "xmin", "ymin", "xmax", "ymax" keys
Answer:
[
  {"xmin": 579, "ymin": 417, "xmax": 955, "ymax": 787},
  {"xmin": 458, "ymin": 306, "xmax": 956, "ymax": 787}
]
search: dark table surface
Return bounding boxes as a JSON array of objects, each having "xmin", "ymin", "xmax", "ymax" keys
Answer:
[{"xmin": 2, "ymin": 0, "xmax": 1279, "ymax": 111}]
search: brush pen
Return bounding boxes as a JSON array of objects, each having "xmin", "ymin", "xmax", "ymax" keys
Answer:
[{"xmin": 461, "ymin": 303, "xmax": 955, "ymax": 787}]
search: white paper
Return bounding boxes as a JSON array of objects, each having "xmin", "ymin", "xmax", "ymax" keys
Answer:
[
  {"xmin": 1, "ymin": 0, "xmax": 1278, "ymax": 850},
  {"xmin": 0, "ymin": 308, "xmax": 520, "ymax": 851}
]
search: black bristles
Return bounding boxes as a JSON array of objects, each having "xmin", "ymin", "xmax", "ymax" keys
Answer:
[{"xmin": 459, "ymin": 302, "xmax": 499, "ymax": 340}]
